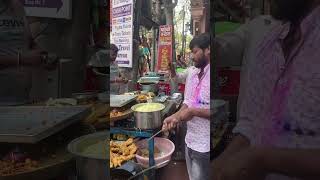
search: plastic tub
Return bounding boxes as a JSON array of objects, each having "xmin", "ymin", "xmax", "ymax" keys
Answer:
[{"xmin": 135, "ymin": 137, "xmax": 175, "ymax": 168}]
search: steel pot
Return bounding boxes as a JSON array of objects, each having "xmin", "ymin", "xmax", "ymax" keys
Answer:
[
  {"xmin": 131, "ymin": 103, "xmax": 165, "ymax": 129},
  {"xmin": 140, "ymin": 83, "xmax": 158, "ymax": 93},
  {"xmin": 67, "ymin": 131, "xmax": 108, "ymax": 180}
]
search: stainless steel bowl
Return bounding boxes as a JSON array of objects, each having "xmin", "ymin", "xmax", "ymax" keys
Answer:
[
  {"xmin": 131, "ymin": 103, "xmax": 165, "ymax": 129},
  {"xmin": 67, "ymin": 131, "xmax": 108, "ymax": 180},
  {"xmin": 140, "ymin": 83, "xmax": 158, "ymax": 93}
]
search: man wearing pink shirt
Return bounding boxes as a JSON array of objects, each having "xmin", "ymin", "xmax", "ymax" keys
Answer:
[
  {"xmin": 213, "ymin": 0, "xmax": 320, "ymax": 180},
  {"xmin": 162, "ymin": 33, "xmax": 211, "ymax": 180}
]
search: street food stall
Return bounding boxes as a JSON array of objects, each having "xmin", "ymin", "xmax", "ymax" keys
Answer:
[{"xmin": 109, "ymin": 86, "xmax": 181, "ymax": 179}]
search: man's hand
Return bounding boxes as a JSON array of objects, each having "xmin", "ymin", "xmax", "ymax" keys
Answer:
[
  {"xmin": 114, "ymin": 77, "xmax": 127, "ymax": 84},
  {"xmin": 122, "ymin": 77, "xmax": 128, "ymax": 84},
  {"xmin": 162, "ymin": 114, "xmax": 180, "ymax": 131},
  {"xmin": 213, "ymin": 148, "xmax": 266, "ymax": 180}
]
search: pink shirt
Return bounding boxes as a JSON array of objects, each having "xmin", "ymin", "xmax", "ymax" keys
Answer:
[
  {"xmin": 183, "ymin": 64, "xmax": 210, "ymax": 153},
  {"xmin": 233, "ymin": 6, "xmax": 320, "ymax": 180}
]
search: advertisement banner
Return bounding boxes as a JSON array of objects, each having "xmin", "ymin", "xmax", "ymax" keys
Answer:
[
  {"xmin": 20, "ymin": 0, "xmax": 72, "ymax": 19},
  {"xmin": 157, "ymin": 25, "xmax": 173, "ymax": 73},
  {"xmin": 111, "ymin": 0, "xmax": 133, "ymax": 68}
]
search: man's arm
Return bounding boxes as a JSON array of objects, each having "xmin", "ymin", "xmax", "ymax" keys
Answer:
[
  {"xmin": 189, "ymin": 107, "xmax": 210, "ymax": 119},
  {"xmin": 173, "ymin": 104, "xmax": 188, "ymax": 117},
  {"xmin": 260, "ymin": 148, "xmax": 320, "ymax": 178}
]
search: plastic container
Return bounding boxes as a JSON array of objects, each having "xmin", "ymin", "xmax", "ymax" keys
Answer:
[{"xmin": 135, "ymin": 137, "xmax": 175, "ymax": 168}]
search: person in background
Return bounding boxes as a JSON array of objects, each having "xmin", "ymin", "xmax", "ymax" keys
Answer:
[
  {"xmin": 169, "ymin": 62, "xmax": 195, "ymax": 84},
  {"xmin": 176, "ymin": 54, "xmax": 187, "ymax": 68},
  {"xmin": 212, "ymin": 0, "xmax": 320, "ymax": 179},
  {"xmin": 162, "ymin": 33, "xmax": 211, "ymax": 180},
  {"xmin": 110, "ymin": 44, "xmax": 128, "ymax": 95},
  {"xmin": 138, "ymin": 40, "xmax": 145, "ymax": 77},
  {"xmin": 0, "ymin": 0, "xmax": 53, "ymax": 105},
  {"xmin": 142, "ymin": 38, "xmax": 151, "ymax": 71}
]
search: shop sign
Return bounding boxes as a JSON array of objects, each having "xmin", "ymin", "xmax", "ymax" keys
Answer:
[
  {"xmin": 111, "ymin": 0, "xmax": 133, "ymax": 68},
  {"xmin": 157, "ymin": 25, "xmax": 172, "ymax": 73},
  {"xmin": 20, "ymin": 0, "xmax": 72, "ymax": 19}
]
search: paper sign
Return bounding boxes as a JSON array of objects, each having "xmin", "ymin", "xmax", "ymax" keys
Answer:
[{"xmin": 111, "ymin": 0, "xmax": 133, "ymax": 68}]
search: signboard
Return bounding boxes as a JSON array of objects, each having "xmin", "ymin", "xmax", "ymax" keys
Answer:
[
  {"xmin": 111, "ymin": 0, "xmax": 133, "ymax": 68},
  {"xmin": 20, "ymin": 0, "xmax": 72, "ymax": 19},
  {"xmin": 157, "ymin": 25, "xmax": 173, "ymax": 73}
]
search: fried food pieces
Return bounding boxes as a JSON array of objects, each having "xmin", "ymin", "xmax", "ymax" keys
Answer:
[
  {"xmin": 0, "ymin": 159, "xmax": 38, "ymax": 176},
  {"xmin": 110, "ymin": 138, "xmax": 137, "ymax": 168},
  {"xmin": 84, "ymin": 104, "xmax": 109, "ymax": 124},
  {"xmin": 110, "ymin": 109, "xmax": 124, "ymax": 118},
  {"xmin": 136, "ymin": 94, "xmax": 148, "ymax": 103}
]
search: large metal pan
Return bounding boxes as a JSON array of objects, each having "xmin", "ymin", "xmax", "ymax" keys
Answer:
[{"xmin": 67, "ymin": 131, "xmax": 108, "ymax": 180}]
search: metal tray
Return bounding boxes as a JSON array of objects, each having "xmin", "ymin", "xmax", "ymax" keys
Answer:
[
  {"xmin": 0, "ymin": 106, "xmax": 91, "ymax": 143},
  {"xmin": 110, "ymin": 95, "xmax": 137, "ymax": 108},
  {"xmin": 137, "ymin": 77, "xmax": 160, "ymax": 84}
]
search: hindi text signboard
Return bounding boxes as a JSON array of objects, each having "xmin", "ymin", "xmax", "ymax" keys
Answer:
[{"xmin": 157, "ymin": 25, "xmax": 173, "ymax": 73}]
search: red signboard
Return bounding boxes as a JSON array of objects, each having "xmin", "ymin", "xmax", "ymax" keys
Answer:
[
  {"xmin": 109, "ymin": 0, "xmax": 112, "ymax": 30},
  {"xmin": 157, "ymin": 25, "xmax": 173, "ymax": 73}
]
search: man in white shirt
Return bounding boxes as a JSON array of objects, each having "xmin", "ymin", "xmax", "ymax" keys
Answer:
[{"xmin": 214, "ymin": 15, "xmax": 280, "ymax": 119}]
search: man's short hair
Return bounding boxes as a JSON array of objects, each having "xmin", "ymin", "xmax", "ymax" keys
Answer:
[
  {"xmin": 110, "ymin": 44, "xmax": 119, "ymax": 53},
  {"xmin": 189, "ymin": 33, "xmax": 211, "ymax": 50}
]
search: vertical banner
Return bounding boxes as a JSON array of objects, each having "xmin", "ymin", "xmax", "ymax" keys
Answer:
[
  {"xmin": 157, "ymin": 25, "xmax": 173, "ymax": 73},
  {"xmin": 111, "ymin": 0, "xmax": 133, "ymax": 68},
  {"xmin": 110, "ymin": 0, "xmax": 112, "ymax": 28}
]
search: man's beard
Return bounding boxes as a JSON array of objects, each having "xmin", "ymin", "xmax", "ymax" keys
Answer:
[
  {"xmin": 195, "ymin": 55, "xmax": 208, "ymax": 69},
  {"xmin": 271, "ymin": 0, "xmax": 313, "ymax": 23}
]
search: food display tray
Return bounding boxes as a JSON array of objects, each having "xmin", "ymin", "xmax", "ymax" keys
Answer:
[
  {"xmin": 110, "ymin": 95, "xmax": 137, "ymax": 108},
  {"xmin": 0, "ymin": 106, "xmax": 91, "ymax": 143}
]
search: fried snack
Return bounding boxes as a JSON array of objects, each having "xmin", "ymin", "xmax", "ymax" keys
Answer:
[
  {"xmin": 113, "ymin": 134, "xmax": 127, "ymax": 141},
  {"xmin": 110, "ymin": 138, "xmax": 137, "ymax": 168},
  {"xmin": 124, "ymin": 138, "xmax": 133, "ymax": 146},
  {"xmin": 128, "ymin": 144, "xmax": 138, "ymax": 155},
  {"xmin": 0, "ymin": 158, "xmax": 39, "ymax": 176},
  {"xmin": 136, "ymin": 94, "xmax": 148, "ymax": 102},
  {"xmin": 147, "ymin": 92, "xmax": 155, "ymax": 98},
  {"xmin": 84, "ymin": 104, "xmax": 109, "ymax": 124},
  {"xmin": 110, "ymin": 109, "xmax": 124, "ymax": 118}
]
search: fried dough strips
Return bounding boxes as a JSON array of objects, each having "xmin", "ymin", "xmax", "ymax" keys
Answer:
[{"xmin": 110, "ymin": 138, "xmax": 137, "ymax": 168}]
